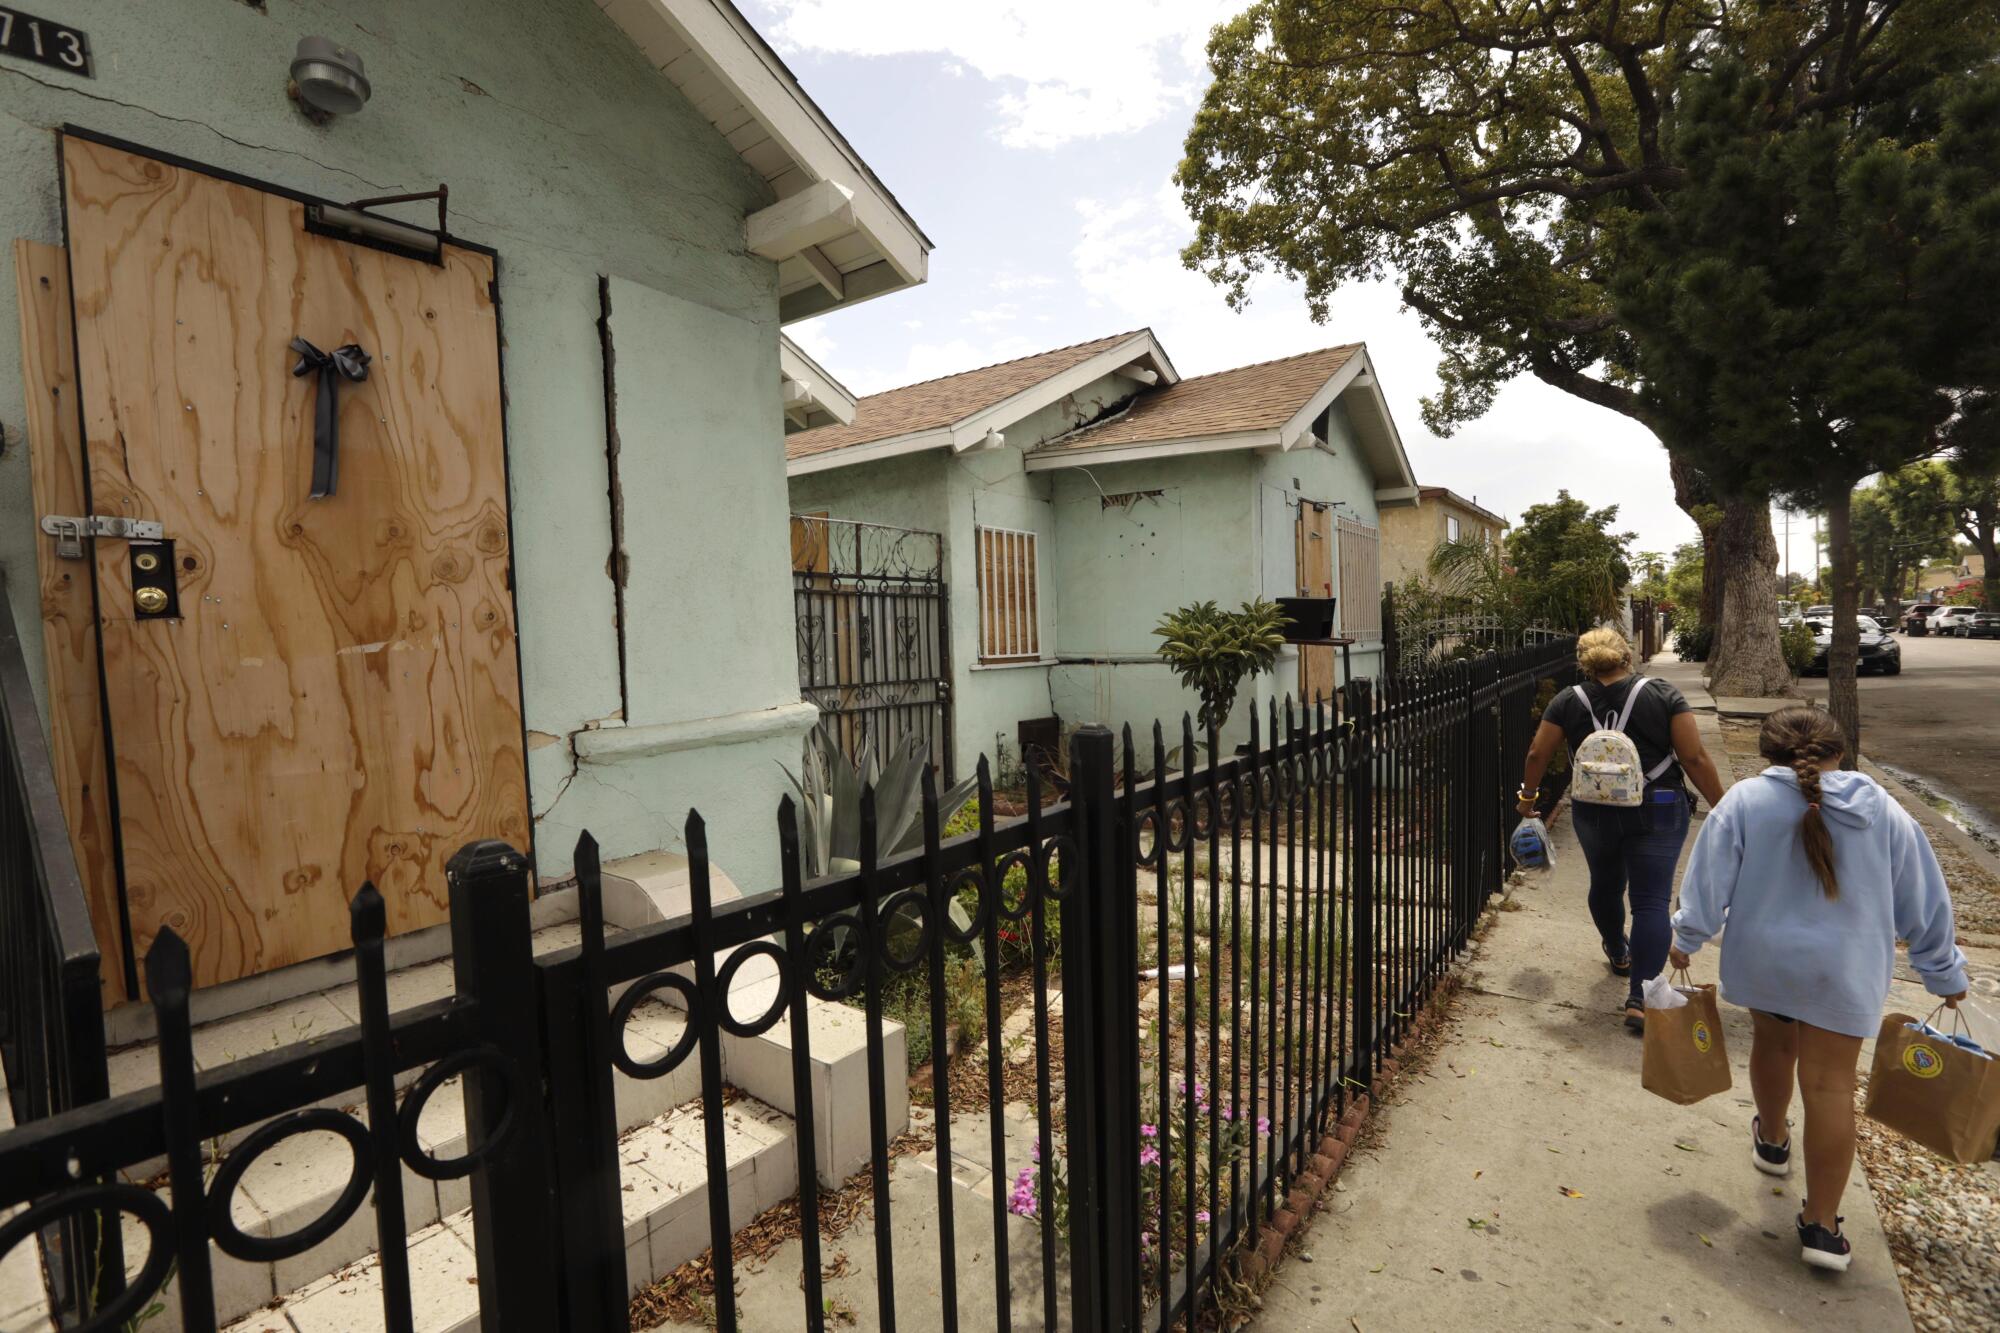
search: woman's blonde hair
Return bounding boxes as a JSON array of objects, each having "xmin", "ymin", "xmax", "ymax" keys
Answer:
[{"xmin": 1575, "ymin": 627, "xmax": 1633, "ymax": 679}]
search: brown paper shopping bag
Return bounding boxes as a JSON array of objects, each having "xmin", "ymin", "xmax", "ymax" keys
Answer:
[
  {"xmin": 1863, "ymin": 1009, "xmax": 2000, "ymax": 1165},
  {"xmin": 1641, "ymin": 976, "xmax": 1733, "ymax": 1105}
]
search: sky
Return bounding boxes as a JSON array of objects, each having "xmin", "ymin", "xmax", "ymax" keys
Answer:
[{"xmin": 747, "ymin": 0, "xmax": 1700, "ymax": 560}]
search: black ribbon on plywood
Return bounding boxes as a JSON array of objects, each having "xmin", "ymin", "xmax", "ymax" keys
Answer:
[{"xmin": 291, "ymin": 337, "xmax": 371, "ymax": 499}]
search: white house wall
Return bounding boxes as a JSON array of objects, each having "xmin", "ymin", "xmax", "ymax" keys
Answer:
[{"xmin": 0, "ymin": 0, "xmax": 809, "ymax": 888}]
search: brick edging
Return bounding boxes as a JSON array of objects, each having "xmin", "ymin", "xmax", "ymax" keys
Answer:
[{"xmin": 1236, "ymin": 1040, "xmax": 1411, "ymax": 1283}]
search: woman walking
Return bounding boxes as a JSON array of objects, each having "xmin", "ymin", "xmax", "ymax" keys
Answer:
[
  {"xmin": 1516, "ymin": 628, "xmax": 1727, "ymax": 1029},
  {"xmin": 1670, "ymin": 706, "xmax": 1966, "ymax": 1272}
]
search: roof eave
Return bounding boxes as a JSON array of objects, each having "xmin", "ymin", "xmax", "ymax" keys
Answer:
[
  {"xmin": 604, "ymin": 0, "xmax": 932, "ymax": 321},
  {"xmin": 786, "ymin": 428, "xmax": 953, "ymax": 477},
  {"xmin": 1023, "ymin": 429, "xmax": 1284, "ymax": 472}
]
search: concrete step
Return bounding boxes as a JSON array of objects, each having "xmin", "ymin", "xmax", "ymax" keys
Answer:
[
  {"xmin": 86, "ymin": 854, "xmax": 907, "ymax": 1332},
  {"xmin": 221, "ymin": 1094, "xmax": 797, "ymax": 1333}
]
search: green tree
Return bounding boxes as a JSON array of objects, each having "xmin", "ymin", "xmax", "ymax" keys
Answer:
[
  {"xmin": 1614, "ymin": 68, "xmax": 2000, "ymax": 756},
  {"xmin": 1430, "ymin": 490, "xmax": 1632, "ymax": 633},
  {"xmin": 1851, "ymin": 470, "xmax": 1956, "ymax": 614},
  {"xmin": 1179, "ymin": 0, "xmax": 2000, "ymax": 699},
  {"xmin": 1943, "ymin": 459, "xmax": 2000, "ymax": 607}
]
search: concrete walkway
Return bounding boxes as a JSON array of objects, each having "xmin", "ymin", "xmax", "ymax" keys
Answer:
[{"xmin": 1256, "ymin": 693, "xmax": 1915, "ymax": 1331}]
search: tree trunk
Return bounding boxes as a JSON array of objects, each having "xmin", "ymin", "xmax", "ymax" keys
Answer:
[
  {"xmin": 1971, "ymin": 518, "xmax": 1998, "ymax": 608},
  {"xmin": 1882, "ymin": 559, "xmax": 1905, "ymax": 625},
  {"xmin": 1824, "ymin": 486, "xmax": 1861, "ymax": 768},
  {"xmin": 1704, "ymin": 496, "xmax": 1797, "ymax": 698}
]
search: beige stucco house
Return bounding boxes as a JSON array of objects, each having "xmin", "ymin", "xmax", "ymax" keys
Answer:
[{"xmin": 1378, "ymin": 486, "xmax": 1508, "ymax": 587}]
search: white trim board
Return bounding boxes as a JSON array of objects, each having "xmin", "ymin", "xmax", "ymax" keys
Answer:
[
  {"xmin": 784, "ymin": 331, "xmax": 1176, "ymax": 478},
  {"xmin": 599, "ymin": 0, "xmax": 931, "ymax": 319}
]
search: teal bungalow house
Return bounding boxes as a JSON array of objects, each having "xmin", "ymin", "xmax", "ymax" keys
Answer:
[{"xmin": 785, "ymin": 334, "xmax": 1422, "ymax": 773}]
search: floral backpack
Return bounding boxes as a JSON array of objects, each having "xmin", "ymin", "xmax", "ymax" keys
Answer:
[{"xmin": 1569, "ymin": 677, "xmax": 1673, "ymax": 807}]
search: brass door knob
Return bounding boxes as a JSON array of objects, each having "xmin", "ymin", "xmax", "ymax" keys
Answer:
[
  {"xmin": 133, "ymin": 550, "xmax": 162, "ymax": 573},
  {"xmin": 134, "ymin": 586, "xmax": 169, "ymax": 614}
]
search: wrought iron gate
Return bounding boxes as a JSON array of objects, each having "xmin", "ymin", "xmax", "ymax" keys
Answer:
[{"xmin": 792, "ymin": 516, "xmax": 954, "ymax": 777}]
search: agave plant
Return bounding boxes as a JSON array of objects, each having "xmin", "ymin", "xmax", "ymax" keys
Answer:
[
  {"xmin": 780, "ymin": 731, "xmax": 980, "ymax": 880},
  {"xmin": 1152, "ymin": 598, "xmax": 1289, "ymax": 733}
]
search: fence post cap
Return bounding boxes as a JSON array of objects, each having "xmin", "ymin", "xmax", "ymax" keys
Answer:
[{"xmin": 445, "ymin": 840, "xmax": 528, "ymax": 881}]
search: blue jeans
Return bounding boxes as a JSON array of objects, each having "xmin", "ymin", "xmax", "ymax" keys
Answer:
[{"xmin": 1569, "ymin": 789, "xmax": 1691, "ymax": 1004}]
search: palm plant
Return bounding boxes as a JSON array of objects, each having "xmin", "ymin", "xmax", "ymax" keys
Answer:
[{"xmin": 1152, "ymin": 599, "xmax": 1288, "ymax": 733}]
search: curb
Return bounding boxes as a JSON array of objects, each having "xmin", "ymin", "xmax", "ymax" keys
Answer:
[{"xmin": 1236, "ymin": 1035, "xmax": 1418, "ymax": 1283}]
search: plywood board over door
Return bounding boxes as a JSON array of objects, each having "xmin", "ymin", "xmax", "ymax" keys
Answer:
[
  {"xmin": 13, "ymin": 238, "xmax": 127, "ymax": 1000},
  {"xmin": 1296, "ymin": 501, "xmax": 1335, "ymax": 704},
  {"xmin": 61, "ymin": 135, "xmax": 530, "ymax": 991}
]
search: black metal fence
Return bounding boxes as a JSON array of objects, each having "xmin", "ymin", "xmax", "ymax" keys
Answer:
[
  {"xmin": 794, "ymin": 516, "xmax": 955, "ymax": 778},
  {"xmin": 0, "ymin": 639, "xmax": 1574, "ymax": 1332},
  {"xmin": 0, "ymin": 582, "xmax": 116, "ymax": 1322}
]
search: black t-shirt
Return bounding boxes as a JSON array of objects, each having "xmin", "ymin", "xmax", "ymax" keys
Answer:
[{"xmin": 1541, "ymin": 675, "xmax": 1691, "ymax": 788}]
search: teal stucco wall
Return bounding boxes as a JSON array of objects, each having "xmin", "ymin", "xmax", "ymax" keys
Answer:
[{"xmin": 0, "ymin": 0, "xmax": 808, "ymax": 890}]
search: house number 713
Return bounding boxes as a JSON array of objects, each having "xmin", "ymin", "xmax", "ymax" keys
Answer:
[{"xmin": 0, "ymin": 7, "xmax": 92, "ymax": 78}]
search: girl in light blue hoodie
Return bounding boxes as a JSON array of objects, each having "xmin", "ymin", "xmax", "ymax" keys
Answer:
[{"xmin": 1669, "ymin": 706, "xmax": 1967, "ymax": 1274}]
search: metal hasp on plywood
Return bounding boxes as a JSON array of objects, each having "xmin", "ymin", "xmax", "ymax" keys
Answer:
[{"xmin": 57, "ymin": 132, "xmax": 530, "ymax": 991}]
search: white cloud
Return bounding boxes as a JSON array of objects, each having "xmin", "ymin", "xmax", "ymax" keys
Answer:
[
  {"xmin": 1066, "ymin": 185, "xmax": 1690, "ymax": 549},
  {"xmin": 759, "ymin": 0, "xmax": 1236, "ymax": 148},
  {"xmin": 897, "ymin": 336, "xmax": 1040, "ymax": 385},
  {"xmin": 782, "ymin": 316, "xmax": 838, "ymax": 366}
]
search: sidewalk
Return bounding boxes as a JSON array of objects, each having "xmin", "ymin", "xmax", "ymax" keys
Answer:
[{"xmin": 1257, "ymin": 768, "xmax": 1914, "ymax": 1329}]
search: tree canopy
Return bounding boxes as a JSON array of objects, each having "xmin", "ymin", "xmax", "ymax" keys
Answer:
[
  {"xmin": 1430, "ymin": 489, "xmax": 1633, "ymax": 632},
  {"xmin": 1179, "ymin": 0, "xmax": 2000, "ymax": 698},
  {"xmin": 1612, "ymin": 65, "xmax": 2000, "ymax": 748}
]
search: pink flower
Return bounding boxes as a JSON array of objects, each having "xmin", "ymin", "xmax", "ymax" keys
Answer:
[
  {"xmin": 1256, "ymin": 1115, "xmax": 1272, "ymax": 1137},
  {"xmin": 1196, "ymin": 1209, "xmax": 1211, "ymax": 1224},
  {"xmin": 1139, "ymin": 1123, "xmax": 1158, "ymax": 1139},
  {"xmin": 1140, "ymin": 1145, "xmax": 1161, "ymax": 1167}
]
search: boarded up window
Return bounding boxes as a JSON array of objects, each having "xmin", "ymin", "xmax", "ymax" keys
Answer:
[
  {"xmin": 1337, "ymin": 515, "xmax": 1382, "ymax": 638},
  {"xmin": 977, "ymin": 525, "xmax": 1041, "ymax": 662}
]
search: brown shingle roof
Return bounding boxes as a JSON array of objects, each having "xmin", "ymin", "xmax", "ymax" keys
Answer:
[
  {"xmin": 786, "ymin": 331, "xmax": 1149, "ymax": 461},
  {"xmin": 1032, "ymin": 344, "xmax": 1361, "ymax": 454}
]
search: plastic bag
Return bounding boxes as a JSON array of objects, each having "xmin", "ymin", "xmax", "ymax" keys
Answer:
[
  {"xmin": 1641, "ymin": 974, "xmax": 1689, "ymax": 1011},
  {"xmin": 1509, "ymin": 817, "xmax": 1555, "ymax": 871}
]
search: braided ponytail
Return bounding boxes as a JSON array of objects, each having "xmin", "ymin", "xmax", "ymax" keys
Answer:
[{"xmin": 1759, "ymin": 706, "xmax": 1846, "ymax": 900}]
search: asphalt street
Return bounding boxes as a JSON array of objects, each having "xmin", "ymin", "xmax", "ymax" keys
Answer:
[{"xmin": 1797, "ymin": 630, "xmax": 2000, "ymax": 844}]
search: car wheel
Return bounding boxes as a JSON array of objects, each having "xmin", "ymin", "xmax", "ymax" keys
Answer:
[{"xmin": 1883, "ymin": 658, "xmax": 1902, "ymax": 676}]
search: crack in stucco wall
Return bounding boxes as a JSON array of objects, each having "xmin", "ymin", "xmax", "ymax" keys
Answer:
[
  {"xmin": 0, "ymin": 65, "xmax": 394, "ymax": 191},
  {"xmin": 597, "ymin": 276, "xmax": 632, "ymax": 721}
]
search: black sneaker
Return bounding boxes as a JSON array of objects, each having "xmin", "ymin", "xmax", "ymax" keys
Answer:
[
  {"xmin": 1752, "ymin": 1116, "xmax": 1792, "ymax": 1177},
  {"xmin": 1797, "ymin": 1213, "xmax": 1851, "ymax": 1272}
]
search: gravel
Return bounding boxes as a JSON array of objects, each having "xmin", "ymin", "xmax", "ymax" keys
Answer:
[{"xmin": 1854, "ymin": 1100, "xmax": 2000, "ymax": 1332}]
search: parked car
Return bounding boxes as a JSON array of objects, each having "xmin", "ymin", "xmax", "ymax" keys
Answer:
[
  {"xmin": 1933, "ymin": 606, "xmax": 1982, "ymax": 637},
  {"xmin": 1902, "ymin": 604, "xmax": 1941, "ymax": 635},
  {"xmin": 1806, "ymin": 604, "xmax": 1834, "ymax": 618},
  {"xmin": 1803, "ymin": 616, "xmax": 1902, "ymax": 675},
  {"xmin": 1962, "ymin": 610, "xmax": 2000, "ymax": 639}
]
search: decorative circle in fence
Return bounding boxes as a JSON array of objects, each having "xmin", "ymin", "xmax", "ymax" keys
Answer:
[
  {"xmin": 943, "ymin": 866, "xmax": 988, "ymax": 943},
  {"xmin": 803, "ymin": 913, "xmax": 866, "ymax": 999},
  {"xmin": 0, "ymin": 1183, "xmax": 174, "ymax": 1332},
  {"xmin": 879, "ymin": 889, "xmax": 931, "ymax": 972},
  {"xmin": 992, "ymin": 850, "xmax": 1035, "ymax": 920},
  {"xmin": 1162, "ymin": 798, "xmax": 1192, "ymax": 854},
  {"xmin": 399, "ymin": 1047, "xmax": 521, "ymax": 1181},
  {"xmin": 1038, "ymin": 834, "xmax": 1077, "ymax": 900},
  {"xmin": 609, "ymin": 971, "xmax": 702, "ymax": 1075},
  {"xmin": 208, "ymin": 1108, "xmax": 373, "ymax": 1258},
  {"xmin": 1135, "ymin": 809, "xmax": 1161, "ymax": 867},
  {"xmin": 716, "ymin": 941, "xmax": 791, "ymax": 1037}
]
